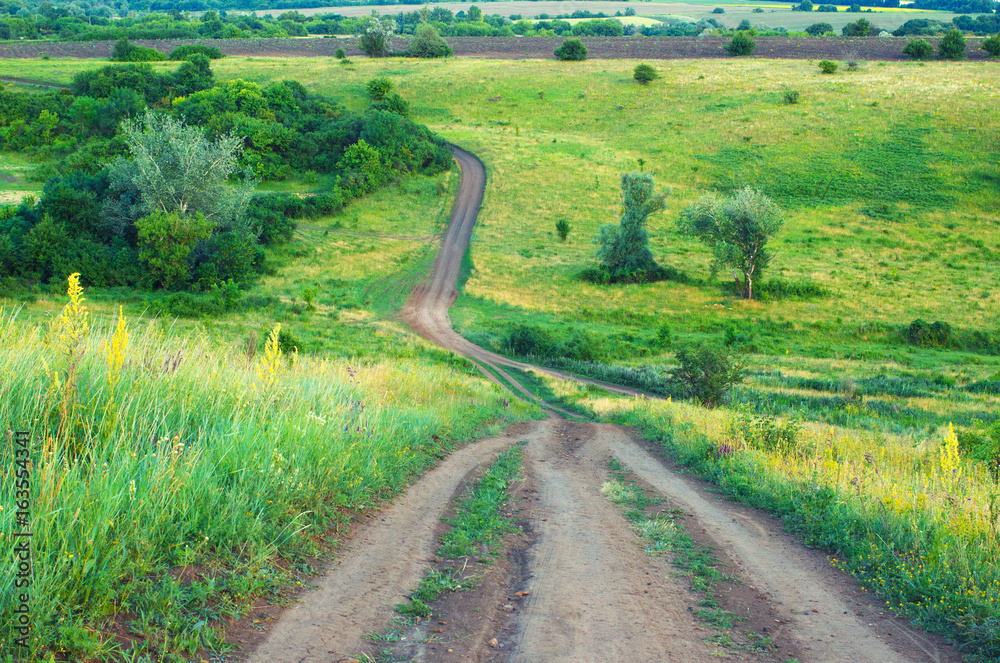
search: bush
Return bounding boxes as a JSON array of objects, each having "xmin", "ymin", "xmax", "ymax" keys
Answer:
[
  {"xmin": 556, "ymin": 218, "xmax": 570, "ymax": 241},
  {"xmin": 904, "ymin": 319, "xmax": 952, "ymax": 347},
  {"xmin": 903, "ymin": 38, "xmax": 934, "ymax": 60},
  {"xmin": 712, "ymin": 6, "xmax": 725, "ymax": 13},
  {"xmin": 334, "ymin": 47, "xmax": 346, "ymax": 59},
  {"xmin": 818, "ymin": 59, "xmax": 838, "ymax": 73},
  {"xmin": 668, "ymin": 342, "xmax": 743, "ymax": 408},
  {"xmin": 168, "ymin": 44, "xmax": 223, "ymax": 60},
  {"xmin": 725, "ymin": 31, "xmax": 756, "ymax": 56},
  {"xmin": 842, "ymin": 18, "xmax": 873, "ymax": 36},
  {"xmin": 797, "ymin": 0, "xmax": 814, "ymax": 10},
  {"xmin": 111, "ymin": 38, "xmax": 166, "ymax": 62},
  {"xmin": 783, "ymin": 90, "xmax": 801, "ymax": 104},
  {"xmin": 805, "ymin": 22, "xmax": 833, "ymax": 36},
  {"xmin": 406, "ymin": 23, "xmax": 453, "ymax": 58},
  {"xmin": 554, "ymin": 38, "xmax": 588, "ymax": 61},
  {"xmin": 633, "ymin": 63, "xmax": 658, "ymax": 85},
  {"xmin": 938, "ymin": 29, "xmax": 966, "ymax": 59},
  {"xmin": 817, "ymin": 4, "xmax": 838, "ymax": 11},
  {"xmin": 983, "ymin": 34, "xmax": 1000, "ymax": 57},
  {"xmin": 365, "ymin": 76, "xmax": 394, "ymax": 100},
  {"xmin": 371, "ymin": 92, "xmax": 410, "ymax": 117}
]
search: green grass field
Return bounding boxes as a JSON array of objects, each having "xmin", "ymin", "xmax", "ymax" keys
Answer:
[
  {"xmin": 9, "ymin": 55, "xmax": 996, "ymax": 435},
  {"xmin": 2, "ymin": 53, "xmax": 999, "ymax": 658}
]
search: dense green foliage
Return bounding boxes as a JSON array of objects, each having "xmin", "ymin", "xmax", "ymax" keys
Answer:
[
  {"xmin": 904, "ymin": 38, "xmax": 936, "ymax": 59},
  {"xmin": 842, "ymin": 17, "xmax": 876, "ymax": 36},
  {"xmin": 678, "ymin": 187, "xmax": 784, "ymax": 300},
  {"xmin": 724, "ymin": 31, "xmax": 757, "ymax": 56},
  {"xmin": 168, "ymin": 44, "xmax": 224, "ymax": 60},
  {"xmin": 357, "ymin": 13, "xmax": 394, "ymax": 57},
  {"xmin": 818, "ymin": 59, "xmax": 839, "ymax": 73},
  {"xmin": 984, "ymin": 33, "xmax": 1000, "ymax": 54},
  {"xmin": 0, "ymin": 60, "xmax": 451, "ymax": 294},
  {"xmin": 406, "ymin": 23, "xmax": 453, "ymax": 58},
  {"xmin": 938, "ymin": 28, "xmax": 968, "ymax": 58},
  {"xmin": 554, "ymin": 37, "xmax": 588, "ymax": 61},
  {"xmin": 110, "ymin": 36, "xmax": 166, "ymax": 62},
  {"xmin": 668, "ymin": 342, "xmax": 744, "ymax": 407},
  {"xmin": 593, "ymin": 172, "xmax": 667, "ymax": 283},
  {"xmin": 633, "ymin": 63, "xmax": 658, "ymax": 85},
  {"xmin": 806, "ymin": 22, "xmax": 834, "ymax": 35}
]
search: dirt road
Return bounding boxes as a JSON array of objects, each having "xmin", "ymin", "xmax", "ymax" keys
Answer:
[{"xmin": 242, "ymin": 148, "xmax": 964, "ymax": 662}]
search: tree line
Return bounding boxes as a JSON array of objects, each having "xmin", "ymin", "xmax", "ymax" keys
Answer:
[{"xmin": 0, "ymin": 58, "xmax": 451, "ymax": 299}]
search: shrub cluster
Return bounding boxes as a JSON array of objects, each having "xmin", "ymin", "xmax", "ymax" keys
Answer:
[
  {"xmin": 0, "ymin": 62, "xmax": 453, "ymax": 296},
  {"xmin": 110, "ymin": 37, "xmax": 165, "ymax": 62},
  {"xmin": 554, "ymin": 37, "xmax": 588, "ymax": 61}
]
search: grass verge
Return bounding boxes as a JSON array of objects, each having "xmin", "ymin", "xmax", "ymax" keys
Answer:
[
  {"xmin": 0, "ymin": 287, "xmax": 536, "ymax": 662},
  {"xmin": 394, "ymin": 443, "xmax": 524, "ymax": 620},
  {"xmin": 588, "ymin": 394, "xmax": 1000, "ymax": 661},
  {"xmin": 600, "ymin": 459, "xmax": 769, "ymax": 656}
]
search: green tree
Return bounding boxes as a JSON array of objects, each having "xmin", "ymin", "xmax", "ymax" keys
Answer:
[
  {"xmin": 938, "ymin": 29, "xmax": 966, "ymax": 59},
  {"xmin": 107, "ymin": 112, "xmax": 256, "ymax": 233},
  {"xmin": 842, "ymin": 18, "xmax": 872, "ymax": 36},
  {"xmin": 725, "ymin": 31, "xmax": 756, "ymax": 56},
  {"xmin": 366, "ymin": 76, "xmax": 394, "ymax": 100},
  {"xmin": 338, "ymin": 139, "xmax": 386, "ymax": 193},
  {"xmin": 903, "ymin": 38, "xmax": 934, "ymax": 59},
  {"xmin": 668, "ymin": 342, "xmax": 743, "ymax": 408},
  {"xmin": 36, "ymin": 109, "xmax": 58, "ymax": 143},
  {"xmin": 594, "ymin": 172, "xmax": 666, "ymax": 282},
  {"xmin": 983, "ymin": 34, "xmax": 1000, "ymax": 57},
  {"xmin": 406, "ymin": 23, "xmax": 453, "ymax": 58},
  {"xmin": 556, "ymin": 218, "xmax": 570, "ymax": 241},
  {"xmin": 358, "ymin": 12, "xmax": 395, "ymax": 57},
  {"xmin": 805, "ymin": 22, "xmax": 833, "ymax": 36},
  {"xmin": 467, "ymin": 4, "xmax": 483, "ymax": 22},
  {"xmin": 633, "ymin": 63, "xmax": 658, "ymax": 85},
  {"xmin": 172, "ymin": 53, "xmax": 214, "ymax": 95},
  {"xmin": 136, "ymin": 211, "xmax": 213, "ymax": 289},
  {"xmin": 554, "ymin": 37, "xmax": 588, "ymax": 61},
  {"xmin": 678, "ymin": 186, "xmax": 783, "ymax": 300}
]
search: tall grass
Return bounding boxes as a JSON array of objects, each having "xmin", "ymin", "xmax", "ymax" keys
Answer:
[
  {"xmin": 0, "ymin": 277, "xmax": 536, "ymax": 661},
  {"xmin": 585, "ymin": 392, "xmax": 1000, "ymax": 659}
]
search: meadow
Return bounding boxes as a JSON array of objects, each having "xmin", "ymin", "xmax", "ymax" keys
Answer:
[
  {"xmin": 1, "ymin": 52, "xmax": 998, "ymax": 658},
  {"xmin": 0, "ymin": 274, "xmax": 538, "ymax": 660},
  {"xmin": 536, "ymin": 372, "xmax": 1000, "ymax": 657},
  {"xmin": 0, "ymin": 57, "xmax": 536, "ymax": 658}
]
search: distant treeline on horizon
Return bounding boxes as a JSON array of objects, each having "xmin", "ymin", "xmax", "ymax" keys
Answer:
[{"xmin": 0, "ymin": 0, "xmax": 996, "ymax": 21}]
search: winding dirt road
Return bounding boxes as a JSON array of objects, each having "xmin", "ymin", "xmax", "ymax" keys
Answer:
[{"xmin": 242, "ymin": 148, "xmax": 964, "ymax": 663}]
